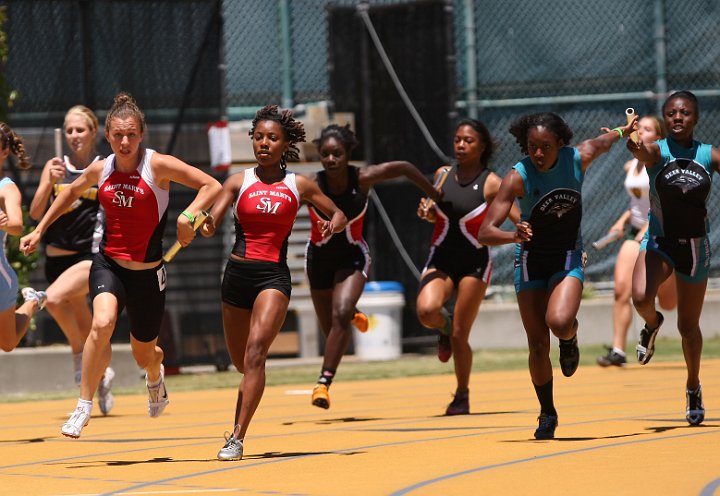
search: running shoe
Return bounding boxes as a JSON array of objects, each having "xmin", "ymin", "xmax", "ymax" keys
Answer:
[
  {"xmin": 559, "ymin": 335, "xmax": 580, "ymax": 377},
  {"xmin": 217, "ymin": 433, "xmax": 243, "ymax": 461},
  {"xmin": 437, "ymin": 333, "xmax": 452, "ymax": 363},
  {"xmin": 21, "ymin": 287, "xmax": 47, "ymax": 311},
  {"xmin": 352, "ymin": 309, "xmax": 369, "ymax": 333},
  {"xmin": 97, "ymin": 367, "xmax": 115, "ymax": 415},
  {"xmin": 596, "ymin": 348, "xmax": 626, "ymax": 367},
  {"xmin": 636, "ymin": 311, "xmax": 664, "ymax": 365},
  {"xmin": 445, "ymin": 391, "xmax": 469, "ymax": 416},
  {"xmin": 61, "ymin": 407, "xmax": 90, "ymax": 439},
  {"xmin": 147, "ymin": 364, "xmax": 169, "ymax": 418},
  {"xmin": 534, "ymin": 413, "xmax": 558, "ymax": 440},
  {"xmin": 686, "ymin": 386, "xmax": 705, "ymax": 426},
  {"xmin": 312, "ymin": 383, "xmax": 330, "ymax": 409}
]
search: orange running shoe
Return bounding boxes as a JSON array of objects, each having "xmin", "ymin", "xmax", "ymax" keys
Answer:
[
  {"xmin": 312, "ymin": 384, "xmax": 330, "ymax": 409},
  {"xmin": 352, "ymin": 309, "xmax": 369, "ymax": 333}
]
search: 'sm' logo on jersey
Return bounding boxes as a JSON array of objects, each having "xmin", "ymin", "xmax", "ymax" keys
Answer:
[
  {"xmin": 256, "ymin": 197, "xmax": 281, "ymax": 214},
  {"xmin": 112, "ymin": 190, "xmax": 134, "ymax": 208}
]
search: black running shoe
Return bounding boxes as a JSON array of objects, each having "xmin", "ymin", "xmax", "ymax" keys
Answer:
[
  {"xmin": 636, "ymin": 311, "xmax": 664, "ymax": 365},
  {"xmin": 534, "ymin": 413, "xmax": 558, "ymax": 440},
  {"xmin": 445, "ymin": 391, "xmax": 469, "ymax": 416},
  {"xmin": 597, "ymin": 348, "xmax": 627, "ymax": 367},
  {"xmin": 559, "ymin": 335, "xmax": 580, "ymax": 377},
  {"xmin": 686, "ymin": 386, "xmax": 705, "ymax": 426}
]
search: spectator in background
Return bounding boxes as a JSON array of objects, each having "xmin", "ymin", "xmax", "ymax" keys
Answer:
[
  {"xmin": 306, "ymin": 123, "xmax": 439, "ymax": 411},
  {"xmin": 0, "ymin": 122, "xmax": 47, "ymax": 351},
  {"xmin": 628, "ymin": 90, "xmax": 720, "ymax": 426},
  {"xmin": 29, "ymin": 105, "xmax": 116, "ymax": 413},
  {"xmin": 478, "ymin": 112, "xmax": 636, "ymax": 439},
  {"xmin": 416, "ymin": 118, "xmax": 518, "ymax": 416},
  {"xmin": 21, "ymin": 92, "xmax": 222, "ymax": 439},
  {"xmin": 596, "ymin": 115, "xmax": 676, "ymax": 368},
  {"xmin": 201, "ymin": 105, "xmax": 346, "ymax": 461}
]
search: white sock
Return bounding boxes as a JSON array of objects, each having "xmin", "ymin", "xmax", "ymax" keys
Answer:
[
  {"xmin": 77, "ymin": 398, "xmax": 93, "ymax": 415},
  {"xmin": 612, "ymin": 347, "xmax": 626, "ymax": 357},
  {"xmin": 146, "ymin": 371, "xmax": 163, "ymax": 388}
]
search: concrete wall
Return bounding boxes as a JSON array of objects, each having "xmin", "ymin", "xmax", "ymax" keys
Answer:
[
  {"xmin": 468, "ymin": 291, "xmax": 720, "ymax": 350},
  {"xmin": 5, "ymin": 292, "xmax": 720, "ymax": 394},
  {"xmin": 0, "ymin": 344, "xmax": 141, "ymax": 395}
]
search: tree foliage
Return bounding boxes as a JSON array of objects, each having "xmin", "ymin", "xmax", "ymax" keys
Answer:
[{"xmin": 0, "ymin": 6, "xmax": 16, "ymax": 122}]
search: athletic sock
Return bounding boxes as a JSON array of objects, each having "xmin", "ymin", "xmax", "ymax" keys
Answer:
[
  {"xmin": 77, "ymin": 398, "xmax": 93, "ymax": 415},
  {"xmin": 317, "ymin": 368, "xmax": 336, "ymax": 387},
  {"xmin": 147, "ymin": 371, "xmax": 163, "ymax": 388},
  {"xmin": 533, "ymin": 379, "xmax": 557, "ymax": 417},
  {"xmin": 612, "ymin": 347, "xmax": 626, "ymax": 357}
]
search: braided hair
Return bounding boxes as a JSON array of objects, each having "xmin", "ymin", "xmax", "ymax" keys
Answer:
[
  {"xmin": 249, "ymin": 105, "xmax": 306, "ymax": 170},
  {"xmin": 105, "ymin": 92, "xmax": 146, "ymax": 133},
  {"xmin": 509, "ymin": 113, "xmax": 574, "ymax": 155},
  {"xmin": 313, "ymin": 123, "xmax": 359, "ymax": 154},
  {"xmin": 0, "ymin": 122, "xmax": 31, "ymax": 169}
]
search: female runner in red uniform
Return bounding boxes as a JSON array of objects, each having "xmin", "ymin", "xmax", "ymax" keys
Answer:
[
  {"xmin": 201, "ymin": 105, "xmax": 347, "ymax": 461},
  {"xmin": 21, "ymin": 93, "xmax": 222, "ymax": 439}
]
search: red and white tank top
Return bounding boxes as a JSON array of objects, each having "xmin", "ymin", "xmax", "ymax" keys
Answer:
[
  {"xmin": 232, "ymin": 168, "xmax": 300, "ymax": 263},
  {"xmin": 98, "ymin": 149, "xmax": 169, "ymax": 262}
]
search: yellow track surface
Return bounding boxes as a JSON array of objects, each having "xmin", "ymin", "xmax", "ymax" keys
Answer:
[{"xmin": 2, "ymin": 359, "xmax": 719, "ymax": 495}]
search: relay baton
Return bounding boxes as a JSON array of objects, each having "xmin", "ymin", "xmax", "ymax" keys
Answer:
[
  {"xmin": 625, "ymin": 108, "xmax": 639, "ymax": 144},
  {"xmin": 162, "ymin": 210, "xmax": 210, "ymax": 262},
  {"xmin": 54, "ymin": 128, "xmax": 63, "ymax": 159},
  {"xmin": 591, "ymin": 231, "xmax": 622, "ymax": 250},
  {"xmin": 424, "ymin": 167, "xmax": 451, "ymax": 211}
]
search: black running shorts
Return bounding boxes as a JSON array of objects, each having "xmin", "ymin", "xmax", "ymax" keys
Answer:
[
  {"xmin": 89, "ymin": 252, "xmax": 166, "ymax": 343},
  {"xmin": 221, "ymin": 257, "xmax": 292, "ymax": 309}
]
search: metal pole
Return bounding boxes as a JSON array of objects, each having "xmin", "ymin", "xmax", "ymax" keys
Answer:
[
  {"xmin": 654, "ymin": 0, "xmax": 668, "ymax": 115},
  {"xmin": 462, "ymin": 0, "xmax": 477, "ymax": 120},
  {"xmin": 358, "ymin": 1, "xmax": 373, "ymax": 163},
  {"xmin": 217, "ymin": 1, "xmax": 228, "ymax": 121},
  {"xmin": 279, "ymin": 0, "xmax": 293, "ymax": 109},
  {"xmin": 79, "ymin": 0, "xmax": 94, "ymax": 109},
  {"xmin": 444, "ymin": 0, "xmax": 458, "ymax": 134},
  {"xmin": 457, "ymin": 90, "xmax": 656, "ymax": 109}
]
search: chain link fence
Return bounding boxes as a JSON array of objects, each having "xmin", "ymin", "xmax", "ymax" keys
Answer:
[{"xmin": 5, "ymin": 0, "xmax": 720, "ymax": 293}]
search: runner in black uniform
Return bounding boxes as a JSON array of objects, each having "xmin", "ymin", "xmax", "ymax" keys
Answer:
[
  {"xmin": 307, "ymin": 124, "xmax": 439, "ymax": 410},
  {"xmin": 417, "ymin": 118, "xmax": 518, "ymax": 415},
  {"xmin": 628, "ymin": 91, "xmax": 720, "ymax": 426},
  {"xmin": 29, "ymin": 106, "xmax": 115, "ymax": 414}
]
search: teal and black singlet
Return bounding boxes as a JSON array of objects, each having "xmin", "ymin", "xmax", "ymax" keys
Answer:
[
  {"xmin": 641, "ymin": 136, "xmax": 714, "ymax": 281},
  {"xmin": 513, "ymin": 147, "xmax": 585, "ymax": 292}
]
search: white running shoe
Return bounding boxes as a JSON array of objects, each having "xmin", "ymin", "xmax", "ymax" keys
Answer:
[
  {"xmin": 21, "ymin": 287, "xmax": 47, "ymax": 311},
  {"xmin": 61, "ymin": 408, "xmax": 90, "ymax": 438},
  {"xmin": 147, "ymin": 364, "xmax": 169, "ymax": 418},
  {"xmin": 97, "ymin": 367, "xmax": 115, "ymax": 415},
  {"xmin": 217, "ymin": 433, "xmax": 243, "ymax": 461}
]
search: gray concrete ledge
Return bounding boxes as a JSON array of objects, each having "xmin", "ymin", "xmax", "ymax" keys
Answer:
[
  {"xmin": 0, "ymin": 344, "xmax": 142, "ymax": 395},
  {"xmin": 469, "ymin": 291, "xmax": 720, "ymax": 350},
  {"xmin": 5, "ymin": 292, "xmax": 720, "ymax": 395}
]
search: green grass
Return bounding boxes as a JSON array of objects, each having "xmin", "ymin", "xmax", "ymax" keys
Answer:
[{"xmin": 4, "ymin": 336, "xmax": 720, "ymax": 404}]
